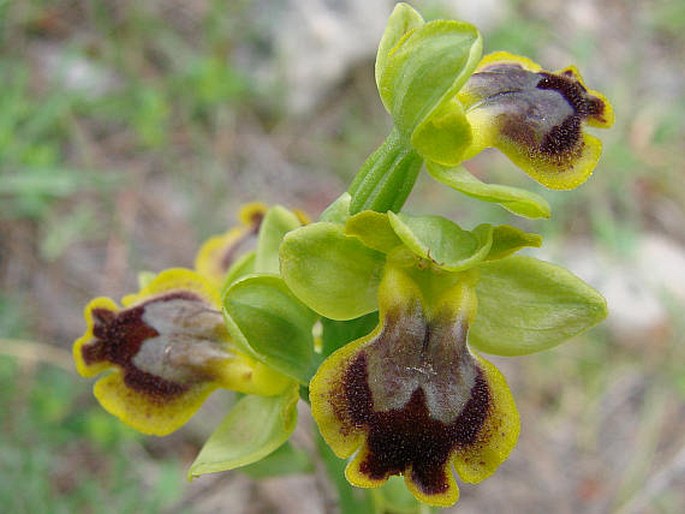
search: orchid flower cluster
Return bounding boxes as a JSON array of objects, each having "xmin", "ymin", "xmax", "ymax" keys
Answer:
[{"xmin": 73, "ymin": 4, "xmax": 613, "ymax": 510}]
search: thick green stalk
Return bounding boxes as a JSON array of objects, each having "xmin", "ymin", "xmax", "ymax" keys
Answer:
[{"xmin": 348, "ymin": 127, "xmax": 423, "ymax": 215}]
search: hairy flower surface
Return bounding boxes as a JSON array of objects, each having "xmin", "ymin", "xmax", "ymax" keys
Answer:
[
  {"xmin": 74, "ymin": 268, "xmax": 290, "ymax": 435},
  {"xmin": 459, "ymin": 51, "xmax": 614, "ymax": 189},
  {"xmin": 310, "ymin": 265, "xmax": 519, "ymax": 507}
]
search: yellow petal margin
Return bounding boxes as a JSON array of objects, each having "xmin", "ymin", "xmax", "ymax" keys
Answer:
[{"xmin": 310, "ymin": 266, "xmax": 519, "ymax": 507}]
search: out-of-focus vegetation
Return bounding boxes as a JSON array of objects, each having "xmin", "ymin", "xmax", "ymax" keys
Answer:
[{"xmin": 1, "ymin": 1, "xmax": 684, "ymax": 513}]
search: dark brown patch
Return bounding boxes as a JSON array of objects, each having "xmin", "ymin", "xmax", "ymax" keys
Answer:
[
  {"xmin": 83, "ymin": 292, "xmax": 205, "ymax": 400},
  {"xmin": 343, "ymin": 352, "xmax": 490, "ymax": 496},
  {"xmin": 537, "ymin": 72, "xmax": 605, "ymax": 120}
]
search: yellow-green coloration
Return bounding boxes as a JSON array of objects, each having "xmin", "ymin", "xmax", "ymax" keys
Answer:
[
  {"xmin": 310, "ymin": 265, "xmax": 519, "ymax": 507},
  {"xmin": 194, "ymin": 202, "xmax": 268, "ymax": 287},
  {"xmin": 73, "ymin": 268, "xmax": 290, "ymax": 436},
  {"xmin": 459, "ymin": 51, "xmax": 614, "ymax": 190}
]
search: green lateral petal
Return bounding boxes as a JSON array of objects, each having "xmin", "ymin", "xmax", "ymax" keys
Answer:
[
  {"xmin": 412, "ymin": 95, "xmax": 473, "ymax": 167},
  {"xmin": 224, "ymin": 275, "xmax": 318, "ymax": 383},
  {"xmin": 379, "ymin": 19, "xmax": 481, "ymax": 140},
  {"xmin": 375, "ymin": 3, "xmax": 425, "ymax": 111},
  {"xmin": 426, "ymin": 161, "xmax": 551, "ymax": 219},
  {"xmin": 280, "ymin": 223, "xmax": 385, "ymax": 320},
  {"xmin": 388, "ymin": 212, "xmax": 493, "ymax": 271},
  {"xmin": 471, "ymin": 256, "xmax": 607, "ymax": 356},
  {"xmin": 188, "ymin": 386, "xmax": 299, "ymax": 478},
  {"xmin": 255, "ymin": 206, "xmax": 304, "ymax": 274},
  {"xmin": 486, "ymin": 225, "xmax": 543, "ymax": 261},
  {"xmin": 344, "ymin": 211, "xmax": 403, "ymax": 254}
]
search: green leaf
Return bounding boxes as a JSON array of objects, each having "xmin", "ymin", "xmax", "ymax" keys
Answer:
[
  {"xmin": 280, "ymin": 223, "xmax": 385, "ymax": 320},
  {"xmin": 255, "ymin": 206, "xmax": 304, "ymax": 274},
  {"xmin": 345, "ymin": 211, "xmax": 403, "ymax": 254},
  {"xmin": 188, "ymin": 387, "xmax": 298, "ymax": 478},
  {"xmin": 388, "ymin": 212, "xmax": 493, "ymax": 271},
  {"xmin": 224, "ymin": 275, "xmax": 318, "ymax": 383},
  {"xmin": 375, "ymin": 3, "xmax": 425, "ymax": 111},
  {"xmin": 471, "ymin": 256, "xmax": 608, "ymax": 356},
  {"xmin": 240, "ymin": 442, "xmax": 314, "ymax": 479},
  {"xmin": 426, "ymin": 162, "xmax": 551, "ymax": 219}
]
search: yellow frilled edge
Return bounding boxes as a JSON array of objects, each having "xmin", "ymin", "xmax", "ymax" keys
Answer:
[
  {"xmin": 73, "ymin": 268, "xmax": 291, "ymax": 436},
  {"xmin": 309, "ymin": 267, "xmax": 519, "ymax": 507},
  {"xmin": 459, "ymin": 51, "xmax": 614, "ymax": 191}
]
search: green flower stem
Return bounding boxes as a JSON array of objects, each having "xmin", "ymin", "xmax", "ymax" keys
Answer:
[
  {"xmin": 348, "ymin": 127, "xmax": 423, "ymax": 214},
  {"xmin": 317, "ymin": 431, "xmax": 375, "ymax": 514}
]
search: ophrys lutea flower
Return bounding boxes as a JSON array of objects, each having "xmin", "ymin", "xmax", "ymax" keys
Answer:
[
  {"xmin": 74, "ymin": 268, "xmax": 291, "ymax": 436},
  {"xmin": 281, "ymin": 208, "xmax": 607, "ymax": 506}
]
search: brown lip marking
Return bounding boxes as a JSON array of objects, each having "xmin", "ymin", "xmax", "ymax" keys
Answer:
[
  {"xmin": 536, "ymin": 72, "xmax": 606, "ymax": 121},
  {"xmin": 343, "ymin": 351, "xmax": 490, "ymax": 496},
  {"xmin": 533, "ymin": 72, "xmax": 607, "ymax": 161},
  {"xmin": 83, "ymin": 291, "xmax": 206, "ymax": 401}
]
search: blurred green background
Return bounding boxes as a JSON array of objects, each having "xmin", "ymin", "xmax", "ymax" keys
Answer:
[{"xmin": 1, "ymin": 0, "xmax": 684, "ymax": 512}]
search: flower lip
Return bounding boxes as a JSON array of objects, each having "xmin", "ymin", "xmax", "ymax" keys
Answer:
[
  {"xmin": 310, "ymin": 266, "xmax": 519, "ymax": 506},
  {"xmin": 83, "ymin": 290, "xmax": 224, "ymax": 402},
  {"xmin": 459, "ymin": 52, "xmax": 613, "ymax": 190},
  {"xmin": 343, "ymin": 340, "xmax": 491, "ymax": 497}
]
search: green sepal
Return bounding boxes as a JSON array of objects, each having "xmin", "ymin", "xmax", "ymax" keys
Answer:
[
  {"xmin": 471, "ymin": 255, "xmax": 608, "ymax": 356},
  {"xmin": 344, "ymin": 210, "xmax": 403, "ymax": 254},
  {"xmin": 280, "ymin": 223, "xmax": 385, "ymax": 320},
  {"xmin": 239, "ymin": 441, "xmax": 314, "ymax": 479},
  {"xmin": 188, "ymin": 386, "xmax": 299, "ymax": 478},
  {"xmin": 255, "ymin": 205, "xmax": 304, "ymax": 274},
  {"xmin": 379, "ymin": 18, "xmax": 481, "ymax": 136},
  {"xmin": 426, "ymin": 161, "xmax": 551, "ymax": 219},
  {"xmin": 375, "ymin": 3, "xmax": 425, "ymax": 111},
  {"xmin": 388, "ymin": 212, "xmax": 493, "ymax": 271},
  {"xmin": 223, "ymin": 275, "xmax": 318, "ymax": 383},
  {"xmin": 486, "ymin": 225, "xmax": 543, "ymax": 261}
]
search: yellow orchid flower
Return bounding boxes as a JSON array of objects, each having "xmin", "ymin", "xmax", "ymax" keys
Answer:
[
  {"xmin": 458, "ymin": 51, "xmax": 614, "ymax": 190},
  {"xmin": 73, "ymin": 268, "xmax": 290, "ymax": 436}
]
